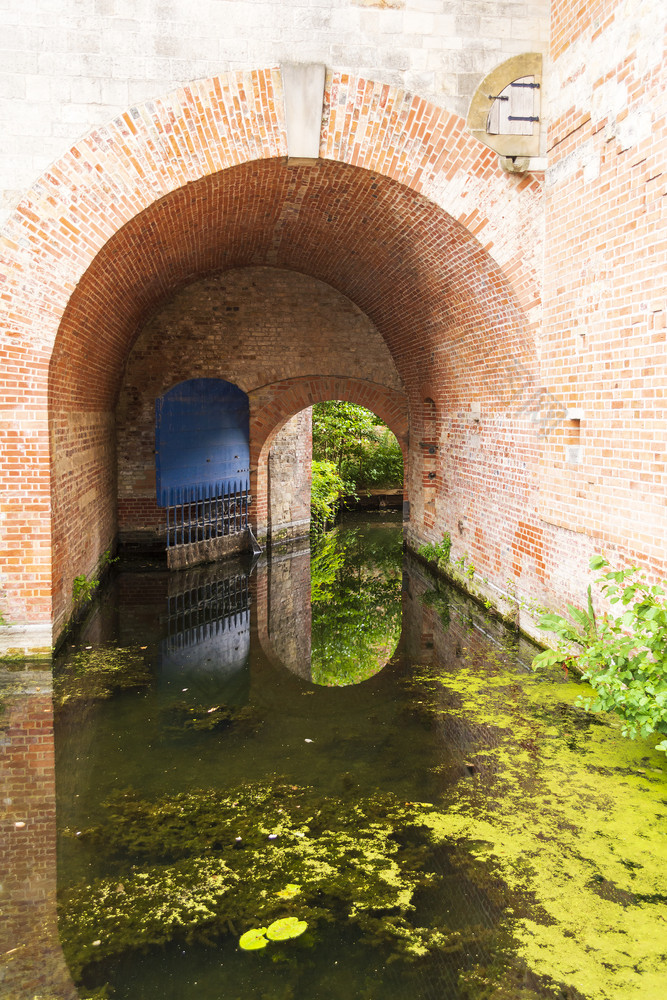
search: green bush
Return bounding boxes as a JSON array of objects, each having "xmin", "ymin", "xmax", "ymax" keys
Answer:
[
  {"xmin": 533, "ymin": 555, "xmax": 667, "ymax": 755},
  {"xmin": 418, "ymin": 533, "xmax": 451, "ymax": 570},
  {"xmin": 312, "ymin": 401, "xmax": 403, "ymax": 492},
  {"xmin": 340, "ymin": 427, "xmax": 403, "ymax": 490},
  {"xmin": 310, "ymin": 461, "xmax": 350, "ymax": 535}
]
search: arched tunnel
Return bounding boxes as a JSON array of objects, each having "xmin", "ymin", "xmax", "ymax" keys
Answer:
[
  {"xmin": 48, "ymin": 156, "xmax": 534, "ymax": 637},
  {"xmin": 0, "ymin": 69, "xmax": 545, "ymax": 646}
]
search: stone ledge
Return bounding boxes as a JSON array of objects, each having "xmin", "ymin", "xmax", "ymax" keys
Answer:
[{"xmin": 0, "ymin": 623, "xmax": 53, "ymax": 659}]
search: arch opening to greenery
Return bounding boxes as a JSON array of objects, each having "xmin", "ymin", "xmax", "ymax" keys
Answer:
[
  {"xmin": 305, "ymin": 402, "xmax": 404, "ymax": 686},
  {"xmin": 310, "ymin": 401, "xmax": 404, "ymax": 534}
]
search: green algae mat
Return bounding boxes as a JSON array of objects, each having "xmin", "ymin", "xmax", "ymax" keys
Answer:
[{"xmin": 48, "ymin": 522, "xmax": 666, "ymax": 1000}]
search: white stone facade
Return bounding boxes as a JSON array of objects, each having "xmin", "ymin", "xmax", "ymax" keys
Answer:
[{"xmin": 0, "ymin": 0, "xmax": 550, "ymax": 222}]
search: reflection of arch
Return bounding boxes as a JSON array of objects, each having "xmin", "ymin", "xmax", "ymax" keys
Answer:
[
  {"xmin": 254, "ymin": 529, "xmax": 404, "ymax": 687},
  {"xmin": 249, "ymin": 376, "xmax": 409, "ymax": 543},
  {"xmin": 254, "ymin": 542, "xmax": 313, "ymax": 682},
  {"xmin": 0, "ymin": 67, "xmax": 540, "ymax": 642}
]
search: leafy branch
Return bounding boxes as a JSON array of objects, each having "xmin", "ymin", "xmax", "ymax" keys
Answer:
[{"xmin": 533, "ymin": 555, "xmax": 667, "ymax": 755}]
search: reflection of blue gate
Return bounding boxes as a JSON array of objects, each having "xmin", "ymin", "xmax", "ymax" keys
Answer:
[{"xmin": 156, "ymin": 378, "xmax": 250, "ymax": 550}]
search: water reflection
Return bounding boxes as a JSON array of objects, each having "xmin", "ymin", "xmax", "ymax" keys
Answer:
[
  {"xmin": 309, "ymin": 521, "xmax": 402, "ymax": 685},
  {"xmin": 159, "ymin": 564, "xmax": 251, "ymax": 696},
  {"xmin": 0, "ymin": 670, "xmax": 77, "ymax": 1000},
  {"xmin": 2, "ymin": 518, "xmax": 666, "ymax": 1000},
  {"xmin": 258, "ymin": 518, "xmax": 403, "ymax": 685}
]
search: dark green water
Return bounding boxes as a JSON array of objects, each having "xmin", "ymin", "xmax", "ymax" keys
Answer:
[{"xmin": 49, "ymin": 515, "xmax": 667, "ymax": 1000}]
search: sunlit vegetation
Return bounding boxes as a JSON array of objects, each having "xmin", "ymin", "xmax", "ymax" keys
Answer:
[
  {"xmin": 310, "ymin": 402, "xmax": 403, "ymax": 530},
  {"xmin": 534, "ymin": 555, "xmax": 667, "ymax": 755},
  {"xmin": 310, "ymin": 459, "xmax": 348, "ymax": 535}
]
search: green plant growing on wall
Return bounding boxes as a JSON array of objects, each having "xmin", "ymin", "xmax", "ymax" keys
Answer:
[
  {"xmin": 72, "ymin": 573, "xmax": 98, "ymax": 605},
  {"xmin": 533, "ymin": 555, "xmax": 667, "ymax": 754},
  {"xmin": 71, "ymin": 550, "xmax": 116, "ymax": 608},
  {"xmin": 453, "ymin": 552, "xmax": 475, "ymax": 580},
  {"xmin": 418, "ymin": 532, "xmax": 451, "ymax": 570}
]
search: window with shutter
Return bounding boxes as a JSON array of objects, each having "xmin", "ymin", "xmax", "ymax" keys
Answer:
[
  {"xmin": 487, "ymin": 76, "xmax": 540, "ymax": 138},
  {"xmin": 467, "ymin": 54, "xmax": 542, "ymax": 161}
]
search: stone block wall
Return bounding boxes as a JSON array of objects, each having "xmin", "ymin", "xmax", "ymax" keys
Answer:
[
  {"xmin": 0, "ymin": 0, "xmax": 550, "ymax": 222},
  {"xmin": 268, "ymin": 408, "xmax": 313, "ymax": 545}
]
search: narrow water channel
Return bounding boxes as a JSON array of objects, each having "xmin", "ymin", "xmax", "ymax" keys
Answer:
[{"xmin": 1, "ymin": 514, "xmax": 666, "ymax": 1000}]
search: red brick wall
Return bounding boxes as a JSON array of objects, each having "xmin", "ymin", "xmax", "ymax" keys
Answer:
[
  {"xmin": 540, "ymin": 0, "xmax": 667, "ymax": 603},
  {"xmin": 116, "ymin": 266, "xmax": 402, "ymax": 548},
  {"xmin": 50, "ymin": 412, "xmax": 117, "ymax": 635}
]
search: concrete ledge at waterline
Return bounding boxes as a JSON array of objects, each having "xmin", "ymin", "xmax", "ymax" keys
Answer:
[
  {"xmin": 0, "ymin": 623, "xmax": 53, "ymax": 660},
  {"xmin": 406, "ymin": 542, "xmax": 547, "ymax": 650},
  {"xmin": 166, "ymin": 528, "xmax": 258, "ymax": 571}
]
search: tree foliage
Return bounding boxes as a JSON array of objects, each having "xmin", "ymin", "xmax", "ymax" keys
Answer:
[
  {"xmin": 310, "ymin": 460, "xmax": 349, "ymax": 536},
  {"xmin": 533, "ymin": 555, "xmax": 667, "ymax": 754},
  {"xmin": 312, "ymin": 401, "xmax": 403, "ymax": 491}
]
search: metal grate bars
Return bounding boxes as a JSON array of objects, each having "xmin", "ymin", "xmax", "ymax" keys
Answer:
[
  {"xmin": 165, "ymin": 483, "xmax": 251, "ymax": 549},
  {"xmin": 166, "ymin": 573, "xmax": 250, "ymax": 647}
]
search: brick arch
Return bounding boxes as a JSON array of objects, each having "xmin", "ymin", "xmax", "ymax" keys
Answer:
[
  {"xmin": 250, "ymin": 376, "xmax": 409, "ymax": 456},
  {"xmin": 249, "ymin": 375, "xmax": 409, "ymax": 541},
  {"xmin": 0, "ymin": 66, "xmax": 542, "ymax": 642}
]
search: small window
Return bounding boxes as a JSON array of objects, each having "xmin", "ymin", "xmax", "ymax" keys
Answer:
[{"xmin": 487, "ymin": 77, "xmax": 540, "ymax": 138}]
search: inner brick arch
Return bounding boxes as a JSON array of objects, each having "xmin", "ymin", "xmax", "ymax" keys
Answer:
[
  {"xmin": 0, "ymin": 67, "xmax": 542, "ymax": 645},
  {"xmin": 249, "ymin": 375, "xmax": 409, "ymax": 544}
]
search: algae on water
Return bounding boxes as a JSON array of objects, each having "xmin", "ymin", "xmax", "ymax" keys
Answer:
[
  {"xmin": 53, "ymin": 646, "xmax": 150, "ymax": 709},
  {"xmin": 411, "ymin": 642, "xmax": 667, "ymax": 1000},
  {"xmin": 59, "ymin": 782, "xmax": 491, "ymax": 985},
  {"xmin": 53, "ymin": 562, "xmax": 667, "ymax": 1000},
  {"xmin": 159, "ymin": 698, "xmax": 261, "ymax": 735}
]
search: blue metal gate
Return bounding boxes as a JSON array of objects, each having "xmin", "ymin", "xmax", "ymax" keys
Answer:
[{"xmin": 155, "ymin": 378, "xmax": 250, "ymax": 550}]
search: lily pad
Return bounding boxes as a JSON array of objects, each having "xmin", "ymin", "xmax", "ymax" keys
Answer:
[
  {"xmin": 276, "ymin": 883, "xmax": 301, "ymax": 900},
  {"xmin": 266, "ymin": 917, "xmax": 308, "ymax": 941},
  {"xmin": 239, "ymin": 927, "xmax": 268, "ymax": 950}
]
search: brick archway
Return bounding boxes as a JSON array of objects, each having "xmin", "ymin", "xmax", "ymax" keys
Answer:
[
  {"xmin": 0, "ymin": 67, "xmax": 542, "ymax": 646},
  {"xmin": 249, "ymin": 375, "xmax": 409, "ymax": 541}
]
